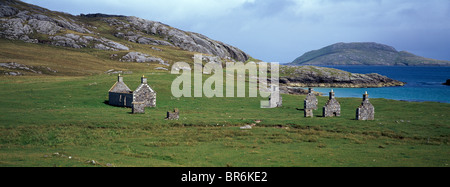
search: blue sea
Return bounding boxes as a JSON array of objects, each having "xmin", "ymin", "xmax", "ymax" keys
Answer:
[{"xmin": 312, "ymin": 66, "xmax": 450, "ymax": 103}]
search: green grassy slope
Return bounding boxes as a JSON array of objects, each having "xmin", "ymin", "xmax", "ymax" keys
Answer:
[
  {"xmin": 0, "ymin": 38, "xmax": 197, "ymax": 76},
  {"xmin": 0, "ymin": 73, "xmax": 448, "ymax": 167},
  {"xmin": 0, "ymin": 2, "xmax": 448, "ymax": 167}
]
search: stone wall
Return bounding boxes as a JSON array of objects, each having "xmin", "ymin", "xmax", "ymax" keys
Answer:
[
  {"xmin": 166, "ymin": 109, "xmax": 179, "ymax": 120},
  {"xmin": 133, "ymin": 84, "xmax": 156, "ymax": 108},
  {"xmin": 323, "ymin": 90, "xmax": 341, "ymax": 117},
  {"xmin": 132, "ymin": 102, "xmax": 145, "ymax": 114},
  {"xmin": 304, "ymin": 88, "xmax": 318, "ymax": 110},
  {"xmin": 356, "ymin": 93, "xmax": 375, "ymax": 120},
  {"xmin": 304, "ymin": 108, "xmax": 314, "ymax": 118}
]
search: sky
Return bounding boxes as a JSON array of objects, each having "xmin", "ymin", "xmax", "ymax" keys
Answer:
[{"xmin": 22, "ymin": 0, "xmax": 450, "ymax": 63}]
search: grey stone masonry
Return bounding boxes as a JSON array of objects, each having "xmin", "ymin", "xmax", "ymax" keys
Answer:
[
  {"xmin": 133, "ymin": 75, "xmax": 157, "ymax": 108},
  {"xmin": 356, "ymin": 92, "xmax": 375, "ymax": 120},
  {"xmin": 261, "ymin": 85, "xmax": 282, "ymax": 108},
  {"xmin": 304, "ymin": 88, "xmax": 318, "ymax": 117},
  {"xmin": 304, "ymin": 108, "xmax": 314, "ymax": 118},
  {"xmin": 108, "ymin": 75, "xmax": 157, "ymax": 109},
  {"xmin": 269, "ymin": 85, "xmax": 282, "ymax": 108},
  {"xmin": 304, "ymin": 88, "xmax": 318, "ymax": 110},
  {"xmin": 323, "ymin": 90, "xmax": 341, "ymax": 117},
  {"xmin": 166, "ymin": 108, "xmax": 180, "ymax": 120},
  {"xmin": 132, "ymin": 102, "xmax": 145, "ymax": 114}
]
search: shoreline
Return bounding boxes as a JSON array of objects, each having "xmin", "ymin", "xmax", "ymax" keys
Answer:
[{"xmin": 282, "ymin": 89, "xmax": 450, "ymax": 104}]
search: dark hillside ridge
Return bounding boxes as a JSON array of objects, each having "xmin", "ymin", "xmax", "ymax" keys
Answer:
[
  {"xmin": 291, "ymin": 42, "xmax": 450, "ymax": 66},
  {"xmin": 80, "ymin": 13, "xmax": 126, "ymax": 18}
]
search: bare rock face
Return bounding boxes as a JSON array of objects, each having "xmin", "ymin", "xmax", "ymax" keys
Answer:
[
  {"xmin": 0, "ymin": 1, "xmax": 251, "ymax": 62},
  {"xmin": 280, "ymin": 65, "xmax": 405, "ymax": 88},
  {"xmin": 0, "ymin": 5, "xmax": 18, "ymax": 17},
  {"xmin": 28, "ymin": 19, "xmax": 62, "ymax": 35},
  {"xmin": 48, "ymin": 33, "xmax": 129, "ymax": 51},
  {"xmin": 119, "ymin": 16, "xmax": 250, "ymax": 62},
  {"xmin": 121, "ymin": 52, "xmax": 165, "ymax": 64},
  {"xmin": 114, "ymin": 31, "xmax": 174, "ymax": 46},
  {"xmin": 0, "ymin": 18, "xmax": 34, "ymax": 41},
  {"xmin": 0, "ymin": 1, "xmax": 129, "ymax": 51},
  {"xmin": 0, "ymin": 62, "xmax": 57, "ymax": 75}
]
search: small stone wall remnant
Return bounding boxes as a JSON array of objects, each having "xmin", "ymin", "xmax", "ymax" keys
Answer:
[
  {"xmin": 166, "ymin": 108, "xmax": 179, "ymax": 120},
  {"xmin": 356, "ymin": 92, "xmax": 375, "ymax": 120}
]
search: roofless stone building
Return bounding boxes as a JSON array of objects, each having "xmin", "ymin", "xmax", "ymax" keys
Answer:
[
  {"xmin": 356, "ymin": 92, "xmax": 375, "ymax": 120},
  {"xmin": 108, "ymin": 75, "xmax": 156, "ymax": 110},
  {"xmin": 262, "ymin": 85, "xmax": 282, "ymax": 108},
  {"xmin": 323, "ymin": 90, "xmax": 341, "ymax": 117},
  {"xmin": 304, "ymin": 88, "xmax": 318, "ymax": 117}
]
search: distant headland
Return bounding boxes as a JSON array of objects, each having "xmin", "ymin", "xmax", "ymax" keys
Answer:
[{"xmin": 290, "ymin": 42, "xmax": 450, "ymax": 66}]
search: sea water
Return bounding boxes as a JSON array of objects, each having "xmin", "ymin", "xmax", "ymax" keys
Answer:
[{"xmin": 312, "ymin": 66, "xmax": 450, "ymax": 103}]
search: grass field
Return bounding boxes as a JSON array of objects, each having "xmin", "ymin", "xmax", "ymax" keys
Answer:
[
  {"xmin": 0, "ymin": 72, "xmax": 449, "ymax": 167},
  {"xmin": 1, "ymin": 1, "xmax": 448, "ymax": 167}
]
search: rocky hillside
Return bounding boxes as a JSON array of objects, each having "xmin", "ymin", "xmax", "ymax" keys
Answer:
[
  {"xmin": 0, "ymin": 1, "xmax": 405, "ymax": 89},
  {"xmin": 290, "ymin": 42, "xmax": 450, "ymax": 66},
  {"xmin": 279, "ymin": 65, "xmax": 405, "ymax": 88},
  {"xmin": 0, "ymin": 0, "xmax": 249, "ymax": 62}
]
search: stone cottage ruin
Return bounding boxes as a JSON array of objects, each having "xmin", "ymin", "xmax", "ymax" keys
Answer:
[
  {"xmin": 262, "ymin": 85, "xmax": 282, "ymax": 108},
  {"xmin": 108, "ymin": 75, "xmax": 133, "ymax": 107},
  {"xmin": 323, "ymin": 90, "xmax": 341, "ymax": 117},
  {"xmin": 356, "ymin": 92, "xmax": 375, "ymax": 120},
  {"xmin": 304, "ymin": 88, "xmax": 318, "ymax": 117},
  {"xmin": 108, "ymin": 75, "xmax": 156, "ymax": 111}
]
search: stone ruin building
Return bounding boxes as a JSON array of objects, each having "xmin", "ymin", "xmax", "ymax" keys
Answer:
[
  {"xmin": 166, "ymin": 108, "xmax": 180, "ymax": 120},
  {"xmin": 132, "ymin": 102, "xmax": 146, "ymax": 114},
  {"xmin": 323, "ymin": 89, "xmax": 341, "ymax": 117},
  {"xmin": 109, "ymin": 75, "xmax": 156, "ymax": 113},
  {"xmin": 270, "ymin": 85, "xmax": 283, "ymax": 108},
  {"xmin": 262, "ymin": 85, "xmax": 283, "ymax": 108},
  {"xmin": 356, "ymin": 92, "xmax": 375, "ymax": 120},
  {"xmin": 304, "ymin": 88, "xmax": 318, "ymax": 117}
]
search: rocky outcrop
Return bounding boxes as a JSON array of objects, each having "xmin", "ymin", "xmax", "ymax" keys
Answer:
[
  {"xmin": 0, "ymin": 5, "xmax": 18, "ymax": 18},
  {"xmin": 0, "ymin": 1, "xmax": 129, "ymax": 51},
  {"xmin": 121, "ymin": 52, "xmax": 166, "ymax": 65},
  {"xmin": 28, "ymin": 18, "xmax": 62, "ymax": 35},
  {"xmin": 49, "ymin": 33, "xmax": 129, "ymax": 51},
  {"xmin": 279, "ymin": 86, "xmax": 323, "ymax": 96},
  {"xmin": 0, "ymin": 62, "xmax": 57, "ymax": 75},
  {"xmin": 444, "ymin": 79, "xmax": 450, "ymax": 86},
  {"xmin": 105, "ymin": 16, "xmax": 250, "ymax": 62},
  {"xmin": 114, "ymin": 31, "xmax": 173, "ymax": 46},
  {"xmin": 0, "ymin": 17, "xmax": 35, "ymax": 42},
  {"xmin": 280, "ymin": 65, "xmax": 405, "ymax": 88}
]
